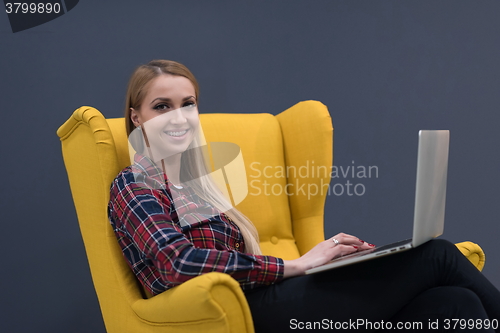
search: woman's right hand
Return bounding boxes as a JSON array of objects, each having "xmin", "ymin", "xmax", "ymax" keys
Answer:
[{"xmin": 283, "ymin": 233, "xmax": 375, "ymax": 278}]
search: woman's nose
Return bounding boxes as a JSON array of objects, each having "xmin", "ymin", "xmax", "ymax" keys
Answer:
[{"xmin": 170, "ymin": 107, "xmax": 188, "ymax": 124}]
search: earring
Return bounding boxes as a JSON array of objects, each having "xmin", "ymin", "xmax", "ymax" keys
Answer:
[{"xmin": 136, "ymin": 125, "xmax": 142, "ymax": 131}]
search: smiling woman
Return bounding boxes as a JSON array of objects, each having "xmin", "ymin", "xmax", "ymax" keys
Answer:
[
  {"xmin": 119, "ymin": 59, "xmax": 263, "ymax": 256},
  {"xmin": 106, "ymin": 59, "xmax": 500, "ymax": 333},
  {"xmin": 129, "ymin": 75, "xmax": 200, "ymax": 176}
]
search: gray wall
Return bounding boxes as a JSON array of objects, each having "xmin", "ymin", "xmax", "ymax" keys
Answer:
[{"xmin": 1, "ymin": 1, "xmax": 499, "ymax": 332}]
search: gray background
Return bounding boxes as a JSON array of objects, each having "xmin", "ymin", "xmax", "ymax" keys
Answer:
[{"xmin": 1, "ymin": 1, "xmax": 499, "ymax": 332}]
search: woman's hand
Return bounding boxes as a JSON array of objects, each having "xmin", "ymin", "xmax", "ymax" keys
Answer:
[{"xmin": 283, "ymin": 233, "xmax": 375, "ymax": 278}]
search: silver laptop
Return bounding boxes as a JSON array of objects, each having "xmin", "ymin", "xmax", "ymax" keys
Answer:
[{"xmin": 306, "ymin": 130, "xmax": 449, "ymax": 275}]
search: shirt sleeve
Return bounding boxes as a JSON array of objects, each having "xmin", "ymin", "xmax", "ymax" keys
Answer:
[{"xmin": 109, "ymin": 170, "xmax": 284, "ymax": 291}]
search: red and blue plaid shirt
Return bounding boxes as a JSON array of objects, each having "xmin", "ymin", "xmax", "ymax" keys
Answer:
[{"xmin": 108, "ymin": 154, "xmax": 284, "ymax": 295}]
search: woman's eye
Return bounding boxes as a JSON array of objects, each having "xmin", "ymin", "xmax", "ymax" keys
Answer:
[
  {"xmin": 154, "ymin": 104, "xmax": 169, "ymax": 111},
  {"xmin": 183, "ymin": 102, "xmax": 197, "ymax": 108}
]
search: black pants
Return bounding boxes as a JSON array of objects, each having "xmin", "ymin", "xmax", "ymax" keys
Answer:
[{"xmin": 244, "ymin": 239, "xmax": 500, "ymax": 332}]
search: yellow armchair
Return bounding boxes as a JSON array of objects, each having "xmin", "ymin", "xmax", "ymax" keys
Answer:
[{"xmin": 57, "ymin": 101, "xmax": 484, "ymax": 333}]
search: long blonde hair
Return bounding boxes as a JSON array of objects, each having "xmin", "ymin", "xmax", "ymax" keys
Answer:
[{"xmin": 124, "ymin": 60, "xmax": 262, "ymax": 255}]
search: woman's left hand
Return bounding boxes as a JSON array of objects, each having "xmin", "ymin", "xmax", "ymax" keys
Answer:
[{"xmin": 283, "ymin": 232, "xmax": 375, "ymax": 278}]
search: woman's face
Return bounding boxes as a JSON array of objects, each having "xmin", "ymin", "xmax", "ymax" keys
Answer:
[{"xmin": 130, "ymin": 74, "xmax": 200, "ymax": 161}]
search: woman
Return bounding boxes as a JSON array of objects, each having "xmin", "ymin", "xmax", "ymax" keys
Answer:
[{"xmin": 108, "ymin": 59, "xmax": 500, "ymax": 332}]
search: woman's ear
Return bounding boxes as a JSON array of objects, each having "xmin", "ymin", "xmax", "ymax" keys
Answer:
[{"xmin": 130, "ymin": 108, "xmax": 140, "ymax": 127}]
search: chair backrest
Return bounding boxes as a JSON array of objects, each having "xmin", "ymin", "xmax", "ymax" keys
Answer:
[{"xmin": 57, "ymin": 100, "xmax": 333, "ymax": 330}]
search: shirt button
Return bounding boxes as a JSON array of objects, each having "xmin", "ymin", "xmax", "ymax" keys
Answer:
[{"xmin": 271, "ymin": 236, "xmax": 279, "ymax": 244}]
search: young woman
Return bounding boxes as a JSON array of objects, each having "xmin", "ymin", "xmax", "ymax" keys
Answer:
[{"xmin": 108, "ymin": 59, "xmax": 500, "ymax": 332}]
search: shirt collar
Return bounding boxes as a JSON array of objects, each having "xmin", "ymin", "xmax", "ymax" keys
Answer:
[{"xmin": 133, "ymin": 153, "xmax": 168, "ymax": 184}]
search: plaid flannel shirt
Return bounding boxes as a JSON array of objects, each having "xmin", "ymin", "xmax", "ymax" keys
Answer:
[{"xmin": 108, "ymin": 154, "xmax": 284, "ymax": 296}]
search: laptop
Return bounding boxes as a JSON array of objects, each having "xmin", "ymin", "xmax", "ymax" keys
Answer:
[{"xmin": 305, "ymin": 130, "xmax": 450, "ymax": 275}]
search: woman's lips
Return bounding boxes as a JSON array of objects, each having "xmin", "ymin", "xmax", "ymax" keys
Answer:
[{"xmin": 164, "ymin": 129, "xmax": 189, "ymax": 140}]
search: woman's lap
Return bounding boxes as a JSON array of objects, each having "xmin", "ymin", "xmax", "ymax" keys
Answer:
[{"xmin": 244, "ymin": 239, "xmax": 500, "ymax": 332}]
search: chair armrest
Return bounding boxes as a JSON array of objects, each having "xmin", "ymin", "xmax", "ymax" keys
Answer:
[
  {"xmin": 455, "ymin": 241, "xmax": 485, "ymax": 271},
  {"xmin": 131, "ymin": 272, "xmax": 254, "ymax": 332}
]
